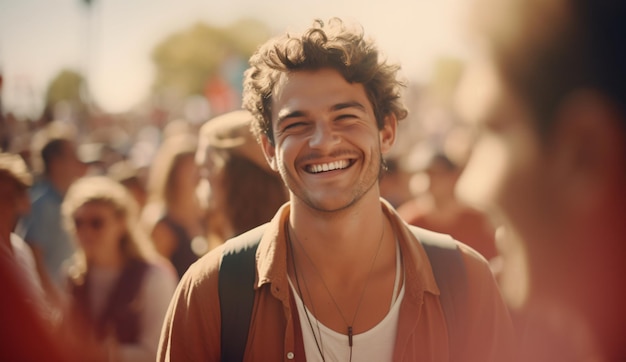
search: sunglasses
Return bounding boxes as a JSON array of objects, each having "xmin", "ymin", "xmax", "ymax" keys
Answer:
[{"xmin": 73, "ymin": 217, "xmax": 106, "ymax": 231}]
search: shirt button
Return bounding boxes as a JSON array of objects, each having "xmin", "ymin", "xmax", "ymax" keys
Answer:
[{"xmin": 287, "ymin": 352, "xmax": 295, "ymax": 359}]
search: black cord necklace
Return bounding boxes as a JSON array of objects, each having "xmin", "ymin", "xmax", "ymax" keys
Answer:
[
  {"xmin": 287, "ymin": 221, "xmax": 386, "ymax": 362},
  {"xmin": 288, "ymin": 225, "xmax": 326, "ymax": 361}
]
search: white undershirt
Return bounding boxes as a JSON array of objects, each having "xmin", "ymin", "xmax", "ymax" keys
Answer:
[{"xmin": 289, "ymin": 240, "xmax": 404, "ymax": 362}]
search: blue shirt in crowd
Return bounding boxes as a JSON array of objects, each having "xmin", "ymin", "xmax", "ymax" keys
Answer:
[{"xmin": 18, "ymin": 179, "xmax": 75, "ymax": 285}]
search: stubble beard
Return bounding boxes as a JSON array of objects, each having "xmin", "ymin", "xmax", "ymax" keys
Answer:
[{"xmin": 278, "ymin": 147, "xmax": 385, "ymax": 214}]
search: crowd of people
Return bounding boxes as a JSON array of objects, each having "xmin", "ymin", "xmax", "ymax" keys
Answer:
[
  {"xmin": 1, "ymin": 0, "xmax": 625, "ymax": 361},
  {"xmin": 0, "ymin": 104, "xmax": 289, "ymax": 360}
]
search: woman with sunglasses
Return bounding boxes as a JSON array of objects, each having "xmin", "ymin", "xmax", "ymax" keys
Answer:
[{"xmin": 61, "ymin": 176, "xmax": 177, "ymax": 362}]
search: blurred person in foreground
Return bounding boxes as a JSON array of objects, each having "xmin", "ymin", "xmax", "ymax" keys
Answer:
[
  {"xmin": 62, "ymin": 176, "xmax": 177, "ymax": 361},
  {"xmin": 195, "ymin": 110, "xmax": 288, "ymax": 251},
  {"xmin": 0, "ymin": 153, "xmax": 47, "ymax": 313},
  {"xmin": 159, "ymin": 18, "xmax": 516, "ymax": 361},
  {"xmin": 143, "ymin": 133, "xmax": 207, "ymax": 279},
  {"xmin": 0, "ymin": 245, "xmax": 71, "ymax": 361},
  {"xmin": 18, "ymin": 121, "xmax": 87, "ymax": 299},
  {"xmin": 455, "ymin": 0, "xmax": 626, "ymax": 360},
  {"xmin": 0, "ymin": 152, "xmax": 73, "ymax": 361}
]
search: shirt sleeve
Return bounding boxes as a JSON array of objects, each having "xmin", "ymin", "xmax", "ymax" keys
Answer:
[{"xmin": 157, "ymin": 249, "xmax": 223, "ymax": 362}]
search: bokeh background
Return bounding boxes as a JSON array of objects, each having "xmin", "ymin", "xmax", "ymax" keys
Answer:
[
  {"xmin": 0, "ymin": 0, "xmax": 471, "ymax": 114},
  {"xmin": 0, "ymin": 0, "xmax": 478, "ymax": 209}
]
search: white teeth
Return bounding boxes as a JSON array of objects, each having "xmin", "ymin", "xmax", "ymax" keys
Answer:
[{"xmin": 308, "ymin": 160, "xmax": 350, "ymax": 173}]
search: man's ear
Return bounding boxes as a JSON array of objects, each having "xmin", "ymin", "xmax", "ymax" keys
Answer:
[
  {"xmin": 260, "ymin": 134, "xmax": 279, "ymax": 172},
  {"xmin": 380, "ymin": 114, "xmax": 398, "ymax": 154},
  {"xmin": 549, "ymin": 90, "xmax": 625, "ymax": 209}
]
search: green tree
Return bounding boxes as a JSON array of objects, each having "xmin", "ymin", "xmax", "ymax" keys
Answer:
[
  {"xmin": 45, "ymin": 69, "xmax": 85, "ymax": 108},
  {"xmin": 151, "ymin": 18, "xmax": 271, "ymax": 98}
]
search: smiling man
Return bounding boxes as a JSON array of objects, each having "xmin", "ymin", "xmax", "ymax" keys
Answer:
[
  {"xmin": 158, "ymin": 18, "xmax": 516, "ymax": 362},
  {"xmin": 455, "ymin": 0, "xmax": 626, "ymax": 360}
]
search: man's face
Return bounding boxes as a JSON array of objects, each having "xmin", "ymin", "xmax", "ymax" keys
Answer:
[
  {"xmin": 261, "ymin": 68, "xmax": 396, "ymax": 213},
  {"xmin": 455, "ymin": 60, "xmax": 563, "ymax": 307}
]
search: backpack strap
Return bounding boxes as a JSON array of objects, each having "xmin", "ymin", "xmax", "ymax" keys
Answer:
[
  {"xmin": 218, "ymin": 224, "xmax": 265, "ymax": 362},
  {"xmin": 411, "ymin": 226, "xmax": 469, "ymax": 360}
]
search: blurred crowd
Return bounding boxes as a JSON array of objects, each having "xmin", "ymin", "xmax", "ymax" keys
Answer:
[{"xmin": 0, "ymin": 100, "xmax": 298, "ymax": 360}]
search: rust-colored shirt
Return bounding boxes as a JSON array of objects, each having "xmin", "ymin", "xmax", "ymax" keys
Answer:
[{"xmin": 158, "ymin": 201, "xmax": 517, "ymax": 361}]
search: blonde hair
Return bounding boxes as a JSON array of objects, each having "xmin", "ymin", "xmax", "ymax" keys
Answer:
[
  {"xmin": 62, "ymin": 176, "xmax": 157, "ymax": 278},
  {"xmin": 0, "ymin": 152, "xmax": 33, "ymax": 189}
]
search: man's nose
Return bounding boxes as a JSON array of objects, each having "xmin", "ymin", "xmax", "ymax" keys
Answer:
[{"xmin": 309, "ymin": 121, "xmax": 340, "ymax": 150}]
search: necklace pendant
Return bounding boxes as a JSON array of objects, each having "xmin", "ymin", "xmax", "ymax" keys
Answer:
[{"xmin": 348, "ymin": 326, "xmax": 353, "ymax": 347}]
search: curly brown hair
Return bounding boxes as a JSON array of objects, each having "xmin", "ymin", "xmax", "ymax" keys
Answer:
[{"xmin": 242, "ymin": 18, "xmax": 408, "ymax": 145}]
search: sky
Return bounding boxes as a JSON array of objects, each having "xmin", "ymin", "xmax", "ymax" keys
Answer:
[{"xmin": 0, "ymin": 0, "xmax": 474, "ymax": 117}]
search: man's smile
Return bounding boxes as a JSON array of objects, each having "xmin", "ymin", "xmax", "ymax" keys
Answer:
[{"xmin": 304, "ymin": 159, "xmax": 354, "ymax": 174}]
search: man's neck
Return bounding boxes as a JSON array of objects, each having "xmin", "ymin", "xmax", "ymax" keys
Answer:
[
  {"xmin": 288, "ymin": 193, "xmax": 390, "ymax": 274},
  {"xmin": 286, "ymin": 194, "xmax": 400, "ymax": 336}
]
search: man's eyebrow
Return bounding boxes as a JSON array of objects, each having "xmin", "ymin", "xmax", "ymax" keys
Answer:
[
  {"xmin": 276, "ymin": 110, "xmax": 306, "ymax": 127},
  {"xmin": 331, "ymin": 101, "xmax": 366, "ymax": 112}
]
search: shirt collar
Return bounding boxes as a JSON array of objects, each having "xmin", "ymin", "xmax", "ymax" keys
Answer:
[
  {"xmin": 256, "ymin": 202, "xmax": 290, "ymax": 291},
  {"xmin": 255, "ymin": 199, "xmax": 440, "ymax": 299}
]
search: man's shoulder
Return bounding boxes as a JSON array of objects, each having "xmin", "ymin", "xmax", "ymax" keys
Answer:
[
  {"xmin": 408, "ymin": 225, "xmax": 489, "ymax": 265},
  {"xmin": 179, "ymin": 224, "xmax": 268, "ymax": 286},
  {"xmin": 406, "ymin": 224, "xmax": 497, "ymax": 296},
  {"xmin": 221, "ymin": 224, "xmax": 267, "ymax": 255},
  {"xmin": 182, "ymin": 245, "xmax": 225, "ymax": 285}
]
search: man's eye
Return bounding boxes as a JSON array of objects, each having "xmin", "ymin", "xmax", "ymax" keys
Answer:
[
  {"xmin": 284, "ymin": 122, "xmax": 306, "ymax": 130},
  {"xmin": 336, "ymin": 114, "xmax": 357, "ymax": 120}
]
